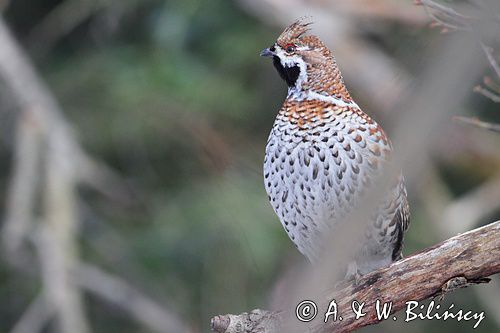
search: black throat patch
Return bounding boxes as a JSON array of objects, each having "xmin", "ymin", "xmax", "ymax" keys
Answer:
[{"xmin": 273, "ymin": 56, "xmax": 300, "ymax": 87}]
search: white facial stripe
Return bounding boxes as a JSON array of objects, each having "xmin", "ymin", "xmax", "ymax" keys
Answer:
[{"xmin": 296, "ymin": 46, "xmax": 310, "ymax": 51}]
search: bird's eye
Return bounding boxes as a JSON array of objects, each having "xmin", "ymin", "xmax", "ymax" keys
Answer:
[{"xmin": 285, "ymin": 44, "xmax": 296, "ymax": 53}]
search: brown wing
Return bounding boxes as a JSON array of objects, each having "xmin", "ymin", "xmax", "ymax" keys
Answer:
[{"xmin": 391, "ymin": 180, "xmax": 410, "ymax": 261}]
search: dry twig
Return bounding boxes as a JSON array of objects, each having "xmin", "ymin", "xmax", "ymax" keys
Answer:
[
  {"xmin": 417, "ymin": 0, "xmax": 471, "ymax": 31},
  {"xmin": 453, "ymin": 115, "xmax": 500, "ymax": 133},
  {"xmin": 417, "ymin": 0, "xmax": 500, "ymax": 103},
  {"xmin": 480, "ymin": 42, "xmax": 500, "ymax": 80}
]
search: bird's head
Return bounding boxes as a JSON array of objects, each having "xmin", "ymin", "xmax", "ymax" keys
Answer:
[{"xmin": 261, "ymin": 19, "xmax": 351, "ymax": 101}]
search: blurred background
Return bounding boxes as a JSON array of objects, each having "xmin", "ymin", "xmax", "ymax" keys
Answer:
[{"xmin": 0, "ymin": 0, "xmax": 499, "ymax": 332}]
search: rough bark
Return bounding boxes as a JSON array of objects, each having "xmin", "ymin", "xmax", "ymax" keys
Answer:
[{"xmin": 211, "ymin": 220, "xmax": 500, "ymax": 333}]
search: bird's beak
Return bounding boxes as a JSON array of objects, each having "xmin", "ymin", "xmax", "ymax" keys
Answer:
[{"xmin": 260, "ymin": 47, "xmax": 275, "ymax": 57}]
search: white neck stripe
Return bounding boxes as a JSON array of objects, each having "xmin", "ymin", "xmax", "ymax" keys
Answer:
[{"xmin": 287, "ymin": 89, "xmax": 360, "ymax": 109}]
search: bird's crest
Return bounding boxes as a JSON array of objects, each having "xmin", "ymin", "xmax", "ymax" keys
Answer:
[{"xmin": 277, "ymin": 17, "xmax": 313, "ymax": 45}]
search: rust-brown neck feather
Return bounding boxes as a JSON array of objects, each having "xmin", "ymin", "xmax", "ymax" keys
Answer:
[{"xmin": 297, "ymin": 36, "xmax": 352, "ymax": 102}]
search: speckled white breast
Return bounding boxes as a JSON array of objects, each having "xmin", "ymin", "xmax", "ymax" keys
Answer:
[{"xmin": 264, "ymin": 100, "xmax": 404, "ymax": 269}]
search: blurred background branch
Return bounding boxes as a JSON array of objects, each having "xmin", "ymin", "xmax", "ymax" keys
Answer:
[
  {"xmin": 0, "ymin": 13, "xmax": 187, "ymax": 333},
  {"xmin": 0, "ymin": 17, "xmax": 89, "ymax": 333},
  {"xmin": 26, "ymin": 0, "xmax": 138, "ymax": 59},
  {"xmin": 418, "ymin": 0, "xmax": 500, "ymax": 105},
  {"xmin": 454, "ymin": 115, "xmax": 500, "ymax": 133},
  {"xmin": 10, "ymin": 292, "xmax": 54, "ymax": 333},
  {"xmin": 76, "ymin": 262, "xmax": 188, "ymax": 333}
]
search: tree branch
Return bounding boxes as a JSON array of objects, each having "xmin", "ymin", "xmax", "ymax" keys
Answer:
[
  {"xmin": 416, "ymin": 1, "xmax": 500, "ymax": 103},
  {"xmin": 75, "ymin": 262, "xmax": 189, "ymax": 333},
  {"xmin": 9, "ymin": 292, "xmax": 54, "ymax": 333},
  {"xmin": 211, "ymin": 220, "xmax": 500, "ymax": 333},
  {"xmin": 453, "ymin": 115, "xmax": 500, "ymax": 133},
  {"xmin": 417, "ymin": 0, "xmax": 471, "ymax": 31},
  {"xmin": 0, "ymin": 15, "xmax": 189, "ymax": 333}
]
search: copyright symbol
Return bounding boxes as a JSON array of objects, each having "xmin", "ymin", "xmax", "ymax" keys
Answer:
[{"xmin": 295, "ymin": 300, "xmax": 318, "ymax": 322}]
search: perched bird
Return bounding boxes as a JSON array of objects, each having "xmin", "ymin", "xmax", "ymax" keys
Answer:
[{"xmin": 261, "ymin": 19, "xmax": 409, "ymax": 278}]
